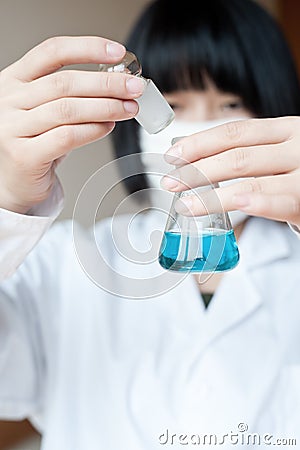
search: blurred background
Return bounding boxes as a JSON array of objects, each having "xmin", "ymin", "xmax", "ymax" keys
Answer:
[{"xmin": 0, "ymin": 0, "xmax": 299, "ymax": 449}]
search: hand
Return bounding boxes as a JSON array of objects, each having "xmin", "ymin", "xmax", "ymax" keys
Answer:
[
  {"xmin": 161, "ymin": 117, "xmax": 300, "ymax": 229},
  {"xmin": 0, "ymin": 36, "xmax": 144, "ymax": 214}
]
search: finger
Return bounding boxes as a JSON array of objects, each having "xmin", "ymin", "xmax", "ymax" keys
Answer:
[
  {"xmin": 232, "ymin": 192, "xmax": 300, "ymax": 224},
  {"xmin": 19, "ymin": 71, "xmax": 145, "ymax": 109},
  {"xmin": 3, "ymin": 36, "xmax": 126, "ymax": 82},
  {"xmin": 164, "ymin": 117, "xmax": 298, "ymax": 165},
  {"xmin": 17, "ymin": 98, "xmax": 138, "ymax": 136},
  {"xmin": 161, "ymin": 142, "xmax": 297, "ymax": 191},
  {"xmin": 173, "ymin": 175, "xmax": 297, "ymax": 216},
  {"xmin": 22, "ymin": 122, "xmax": 116, "ymax": 163},
  {"xmin": 176, "ymin": 190, "xmax": 300, "ymax": 225},
  {"xmin": 161, "ymin": 162, "xmax": 211, "ymax": 192}
]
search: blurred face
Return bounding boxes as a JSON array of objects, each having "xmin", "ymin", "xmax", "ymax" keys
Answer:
[
  {"xmin": 139, "ymin": 79, "xmax": 254, "ymax": 226},
  {"xmin": 164, "ymin": 79, "xmax": 253, "ymax": 122},
  {"xmin": 139, "ymin": 78, "xmax": 254, "ymax": 170}
]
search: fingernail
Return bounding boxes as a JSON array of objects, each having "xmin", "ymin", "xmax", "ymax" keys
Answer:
[
  {"xmin": 175, "ymin": 196, "xmax": 193, "ymax": 214},
  {"xmin": 126, "ymin": 77, "xmax": 146, "ymax": 95},
  {"xmin": 164, "ymin": 145, "xmax": 183, "ymax": 164},
  {"xmin": 233, "ymin": 194, "xmax": 251, "ymax": 208},
  {"xmin": 161, "ymin": 176, "xmax": 179, "ymax": 190},
  {"xmin": 123, "ymin": 100, "xmax": 139, "ymax": 114},
  {"xmin": 106, "ymin": 42, "xmax": 126, "ymax": 58}
]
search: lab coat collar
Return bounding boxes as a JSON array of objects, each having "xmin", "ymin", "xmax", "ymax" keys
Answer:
[
  {"xmin": 193, "ymin": 264, "xmax": 261, "ymax": 352},
  {"xmin": 187, "ymin": 218, "xmax": 292, "ymax": 351}
]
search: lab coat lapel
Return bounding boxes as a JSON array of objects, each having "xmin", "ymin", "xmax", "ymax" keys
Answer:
[
  {"xmin": 195, "ymin": 219, "xmax": 291, "ymax": 352},
  {"xmin": 195, "ymin": 265, "xmax": 261, "ymax": 352}
]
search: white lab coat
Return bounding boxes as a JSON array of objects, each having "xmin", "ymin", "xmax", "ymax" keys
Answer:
[{"xmin": 0, "ymin": 183, "xmax": 300, "ymax": 450}]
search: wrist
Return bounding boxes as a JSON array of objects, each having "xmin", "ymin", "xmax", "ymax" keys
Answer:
[
  {"xmin": 0, "ymin": 185, "xmax": 53, "ymax": 215},
  {"xmin": 0, "ymin": 193, "xmax": 32, "ymax": 215}
]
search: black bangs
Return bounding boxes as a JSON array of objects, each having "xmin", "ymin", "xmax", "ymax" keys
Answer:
[
  {"xmin": 125, "ymin": 0, "xmax": 300, "ymax": 117},
  {"xmin": 125, "ymin": 0, "xmax": 256, "ymax": 105}
]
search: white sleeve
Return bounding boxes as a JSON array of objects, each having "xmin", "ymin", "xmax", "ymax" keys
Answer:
[
  {"xmin": 288, "ymin": 222, "xmax": 300, "ymax": 238},
  {"xmin": 0, "ymin": 177, "xmax": 64, "ymax": 280},
  {"xmin": 0, "ymin": 216, "xmax": 71, "ymax": 421}
]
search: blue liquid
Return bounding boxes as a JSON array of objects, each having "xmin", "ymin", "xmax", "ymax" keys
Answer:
[{"xmin": 159, "ymin": 229, "xmax": 239, "ymax": 272}]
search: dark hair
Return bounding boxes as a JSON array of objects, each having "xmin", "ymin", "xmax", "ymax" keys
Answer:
[{"xmin": 112, "ymin": 0, "xmax": 300, "ymax": 197}]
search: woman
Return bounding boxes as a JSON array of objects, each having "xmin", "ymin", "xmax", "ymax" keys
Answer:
[{"xmin": 0, "ymin": 0, "xmax": 300, "ymax": 449}]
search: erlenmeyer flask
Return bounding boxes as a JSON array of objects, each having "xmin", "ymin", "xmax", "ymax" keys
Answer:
[{"xmin": 158, "ymin": 183, "xmax": 240, "ymax": 273}]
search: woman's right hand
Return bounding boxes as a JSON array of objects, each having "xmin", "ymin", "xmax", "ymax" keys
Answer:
[
  {"xmin": 162, "ymin": 117, "xmax": 300, "ymax": 229},
  {"xmin": 0, "ymin": 36, "xmax": 144, "ymax": 214}
]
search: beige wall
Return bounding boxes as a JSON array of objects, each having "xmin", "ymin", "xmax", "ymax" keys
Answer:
[
  {"xmin": 255, "ymin": 0, "xmax": 280, "ymax": 17},
  {"xmin": 0, "ymin": 0, "xmax": 151, "ymax": 226}
]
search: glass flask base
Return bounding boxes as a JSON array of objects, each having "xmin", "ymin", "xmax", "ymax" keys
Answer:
[{"xmin": 159, "ymin": 229, "xmax": 239, "ymax": 272}]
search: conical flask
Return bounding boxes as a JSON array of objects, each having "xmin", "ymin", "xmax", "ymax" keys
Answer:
[{"xmin": 158, "ymin": 182, "xmax": 240, "ymax": 273}]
